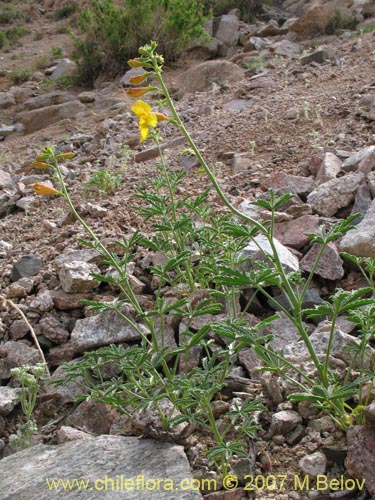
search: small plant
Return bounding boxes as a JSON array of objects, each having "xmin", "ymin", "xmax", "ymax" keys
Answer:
[
  {"xmin": 303, "ymin": 101, "xmax": 310, "ymax": 120},
  {"xmin": 325, "ymin": 8, "xmax": 358, "ymax": 35},
  {"xmin": 244, "ymin": 57, "xmax": 264, "ymax": 70},
  {"xmin": 11, "ymin": 68, "xmax": 32, "ymax": 84},
  {"xmin": 85, "ymin": 167, "xmax": 122, "ymax": 196},
  {"xmin": 314, "ymin": 104, "xmax": 323, "ymax": 125},
  {"xmin": 10, "ymin": 364, "xmax": 47, "ymax": 449},
  {"xmin": 52, "ymin": 2, "xmax": 78, "ymax": 21},
  {"xmin": 51, "ymin": 46, "xmax": 63, "ymax": 58}
]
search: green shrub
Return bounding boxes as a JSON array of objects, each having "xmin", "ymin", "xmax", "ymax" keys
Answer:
[
  {"xmin": 0, "ymin": 30, "xmax": 7, "ymax": 49},
  {"xmin": 208, "ymin": 0, "xmax": 274, "ymax": 23},
  {"xmin": 70, "ymin": 0, "xmax": 206, "ymax": 85},
  {"xmin": 325, "ymin": 8, "xmax": 358, "ymax": 34},
  {"xmin": 11, "ymin": 68, "xmax": 32, "ymax": 84},
  {"xmin": 0, "ymin": 5, "xmax": 25, "ymax": 25},
  {"xmin": 52, "ymin": 2, "xmax": 78, "ymax": 21},
  {"xmin": 5, "ymin": 25, "xmax": 28, "ymax": 45}
]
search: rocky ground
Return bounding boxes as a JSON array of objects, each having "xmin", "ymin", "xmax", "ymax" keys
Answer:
[{"xmin": 1, "ymin": 0, "xmax": 375, "ymax": 499}]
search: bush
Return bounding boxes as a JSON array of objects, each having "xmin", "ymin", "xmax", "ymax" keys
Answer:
[
  {"xmin": 208, "ymin": 0, "xmax": 274, "ymax": 23},
  {"xmin": 70, "ymin": 0, "xmax": 206, "ymax": 86},
  {"xmin": 325, "ymin": 8, "xmax": 358, "ymax": 34}
]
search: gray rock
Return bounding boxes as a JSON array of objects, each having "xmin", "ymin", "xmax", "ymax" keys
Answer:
[
  {"xmin": 0, "ymin": 240, "xmax": 12, "ymax": 257},
  {"xmin": 56, "ymin": 426, "xmax": 93, "ymax": 444},
  {"xmin": 29, "ymin": 290, "xmax": 55, "ymax": 312},
  {"xmin": 212, "ymin": 14, "xmax": 239, "ymax": 55},
  {"xmin": 351, "ymin": 182, "xmax": 372, "ymax": 223},
  {"xmin": 359, "ymin": 93, "xmax": 375, "ymax": 121},
  {"xmin": 38, "ymin": 315, "xmax": 70, "ymax": 344},
  {"xmin": 43, "ymin": 362, "xmax": 87, "ymax": 404},
  {"xmin": 272, "ymin": 39, "xmax": 302, "ymax": 58},
  {"xmin": 340, "ymin": 199, "xmax": 375, "ymax": 257},
  {"xmin": 58, "ymin": 261, "xmax": 101, "ymax": 293},
  {"xmin": 298, "ymin": 451, "xmax": 327, "ymax": 475},
  {"xmin": 0, "ymin": 92, "xmax": 15, "ymax": 109},
  {"xmin": 0, "ymin": 436, "xmax": 203, "ymax": 499},
  {"xmin": 70, "ymin": 307, "xmax": 145, "ymax": 352},
  {"xmin": 22, "ymin": 91, "xmax": 75, "ymax": 111},
  {"xmin": 274, "ymin": 215, "xmax": 320, "ymax": 249},
  {"xmin": 268, "ymin": 313, "xmax": 301, "ymax": 351},
  {"xmin": 0, "ymin": 387, "xmax": 19, "ymax": 416},
  {"xmin": 307, "ymin": 172, "xmax": 363, "ymax": 216},
  {"xmin": 342, "ymin": 146, "xmax": 375, "ymax": 173},
  {"xmin": 178, "ymin": 60, "xmax": 244, "ymax": 95},
  {"xmin": 55, "ymin": 249, "xmax": 102, "ymax": 271},
  {"xmin": 300, "ymin": 242, "xmax": 344, "ymax": 280},
  {"xmin": 66, "ymin": 400, "xmax": 118, "ymax": 435},
  {"xmin": 0, "ymin": 170, "xmax": 14, "ymax": 190},
  {"xmin": 0, "ymin": 189, "xmax": 20, "ymax": 217},
  {"xmin": 300, "ymin": 49, "xmax": 329, "ymax": 65},
  {"xmin": 0, "ymin": 341, "xmax": 40, "ymax": 379},
  {"xmin": 262, "ymin": 173, "xmax": 316, "ymax": 197},
  {"xmin": 269, "ymin": 410, "xmax": 302, "ymax": 436},
  {"xmin": 256, "ymin": 19, "xmax": 280, "ymax": 37},
  {"xmin": 50, "ymin": 58, "xmax": 77, "ymax": 79},
  {"xmin": 6, "ymin": 277, "xmax": 34, "ymax": 298},
  {"xmin": 18, "ymin": 100, "xmax": 86, "ymax": 134},
  {"xmin": 10, "ymin": 320, "xmax": 30, "ymax": 340},
  {"xmin": 346, "ymin": 425, "xmax": 375, "ymax": 495},
  {"xmin": 367, "ymin": 171, "xmax": 375, "ymax": 198},
  {"xmin": 222, "ymin": 99, "xmax": 253, "ymax": 113},
  {"xmin": 240, "ymin": 234, "xmax": 299, "ymax": 273},
  {"xmin": 0, "ymin": 125, "xmax": 18, "ymax": 138},
  {"xmin": 316, "ymin": 152, "xmax": 342, "ymax": 184},
  {"xmin": 12, "ymin": 254, "xmax": 43, "ymax": 281}
]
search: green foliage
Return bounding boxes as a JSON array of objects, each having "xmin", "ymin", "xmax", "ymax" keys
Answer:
[
  {"xmin": 52, "ymin": 2, "xmax": 78, "ymax": 21},
  {"xmin": 70, "ymin": 0, "xmax": 206, "ymax": 85},
  {"xmin": 0, "ymin": 5, "xmax": 26, "ymax": 25},
  {"xmin": 325, "ymin": 8, "xmax": 358, "ymax": 34},
  {"xmin": 208, "ymin": 0, "xmax": 274, "ymax": 23},
  {"xmin": 85, "ymin": 167, "xmax": 122, "ymax": 196},
  {"xmin": 11, "ymin": 68, "xmax": 32, "ymax": 84},
  {"xmin": 10, "ymin": 364, "xmax": 47, "ymax": 449},
  {"xmin": 51, "ymin": 46, "xmax": 63, "ymax": 58},
  {"xmin": 244, "ymin": 57, "xmax": 265, "ymax": 70}
]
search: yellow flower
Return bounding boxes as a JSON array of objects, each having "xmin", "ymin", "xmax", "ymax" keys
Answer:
[
  {"xmin": 129, "ymin": 73, "xmax": 151, "ymax": 85},
  {"xmin": 131, "ymin": 100, "xmax": 169, "ymax": 142},
  {"xmin": 32, "ymin": 183, "xmax": 62, "ymax": 196},
  {"xmin": 127, "ymin": 87, "xmax": 153, "ymax": 98},
  {"xmin": 32, "ymin": 161, "xmax": 50, "ymax": 169}
]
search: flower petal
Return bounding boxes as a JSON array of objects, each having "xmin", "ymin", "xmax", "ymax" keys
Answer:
[
  {"xmin": 127, "ymin": 87, "xmax": 153, "ymax": 98},
  {"xmin": 32, "ymin": 183, "xmax": 61, "ymax": 196},
  {"xmin": 128, "ymin": 58, "xmax": 143, "ymax": 68},
  {"xmin": 131, "ymin": 100, "xmax": 151, "ymax": 117}
]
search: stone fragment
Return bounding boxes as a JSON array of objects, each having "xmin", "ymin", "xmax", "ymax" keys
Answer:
[
  {"xmin": 262, "ymin": 172, "xmax": 316, "ymax": 197},
  {"xmin": 269, "ymin": 410, "xmax": 302, "ymax": 436},
  {"xmin": 58, "ymin": 260, "xmax": 101, "ymax": 293},
  {"xmin": 66, "ymin": 400, "xmax": 119, "ymax": 435},
  {"xmin": 70, "ymin": 308, "xmax": 145, "ymax": 352},
  {"xmin": 298, "ymin": 451, "xmax": 327, "ymax": 475},
  {"xmin": 22, "ymin": 91, "xmax": 75, "ymax": 111},
  {"xmin": 268, "ymin": 313, "xmax": 301, "ymax": 351},
  {"xmin": 134, "ymin": 136, "xmax": 187, "ymax": 162},
  {"xmin": 222, "ymin": 99, "xmax": 253, "ymax": 113},
  {"xmin": 78, "ymin": 91, "xmax": 96, "ymax": 103},
  {"xmin": 54, "ymin": 249, "xmax": 101, "ymax": 270},
  {"xmin": 29, "ymin": 289, "xmax": 54, "ymax": 312},
  {"xmin": 6, "ymin": 277, "xmax": 34, "ymax": 298},
  {"xmin": 0, "ymin": 387, "xmax": 19, "ymax": 415},
  {"xmin": 340, "ymin": 199, "xmax": 375, "ymax": 257},
  {"xmin": 0, "ymin": 170, "xmax": 15, "ymax": 189},
  {"xmin": 43, "ymin": 362, "xmax": 86, "ymax": 404},
  {"xmin": 342, "ymin": 146, "xmax": 375, "ymax": 173},
  {"xmin": 346, "ymin": 425, "xmax": 375, "ymax": 495},
  {"xmin": 0, "ymin": 92, "xmax": 15, "ymax": 109},
  {"xmin": 274, "ymin": 215, "xmax": 320, "ymax": 249},
  {"xmin": 272, "ymin": 39, "xmax": 302, "ymax": 58},
  {"xmin": 240, "ymin": 234, "xmax": 299, "ymax": 272},
  {"xmin": 256, "ymin": 19, "xmax": 280, "ymax": 37},
  {"xmin": 359, "ymin": 93, "xmax": 375, "ymax": 121},
  {"xmin": 178, "ymin": 60, "xmax": 244, "ymax": 95},
  {"xmin": 56, "ymin": 426, "xmax": 93, "ymax": 444},
  {"xmin": 10, "ymin": 320, "xmax": 29, "ymax": 340},
  {"xmin": 351, "ymin": 182, "xmax": 372, "ymax": 223},
  {"xmin": 0, "ymin": 124, "xmax": 21, "ymax": 138},
  {"xmin": 316, "ymin": 152, "xmax": 342, "ymax": 184},
  {"xmin": 38, "ymin": 315, "xmax": 70, "ymax": 344},
  {"xmin": 300, "ymin": 242, "xmax": 344, "ymax": 280},
  {"xmin": 19, "ymin": 100, "xmax": 85, "ymax": 134},
  {"xmin": 212, "ymin": 14, "xmax": 239, "ymax": 55},
  {"xmin": 12, "ymin": 255, "xmax": 42, "ymax": 281},
  {"xmin": 0, "ymin": 436, "xmax": 203, "ymax": 500},
  {"xmin": 50, "ymin": 58, "xmax": 77, "ymax": 79},
  {"xmin": 367, "ymin": 171, "xmax": 375, "ymax": 198},
  {"xmin": 0, "ymin": 240, "xmax": 12, "ymax": 257},
  {"xmin": 300, "ymin": 49, "xmax": 329, "ymax": 65},
  {"xmin": 307, "ymin": 173, "xmax": 363, "ymax": 216},
  {"xmin": 50, "ymin": 290, "xmax": 93, "ymax": 310},
  {"xmin": 0, "ymin": 341, "xmax": 40, "ymax": 379}
]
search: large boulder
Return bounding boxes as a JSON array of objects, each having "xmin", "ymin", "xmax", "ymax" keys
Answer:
[{"xmin": 0, "ymin": 436, "xmax": 203, "ymax": 499}]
